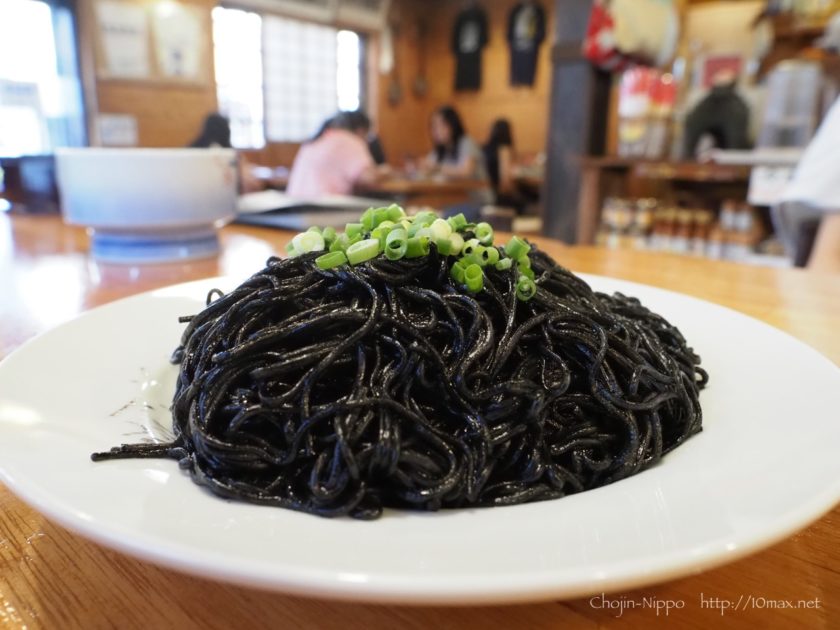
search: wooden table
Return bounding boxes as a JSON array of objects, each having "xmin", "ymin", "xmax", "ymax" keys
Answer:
[
  {"xmin": 358, "ymin": 177, "xmax": 487, "ymax": 209},
  {"xmin": 1, "ymin": 213, "xmax": 839, "ymax": 629}
]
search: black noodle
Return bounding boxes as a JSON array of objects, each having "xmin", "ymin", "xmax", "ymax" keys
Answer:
[{"xmin": 92, "ymin": 245, "xmax": 707, "ymax": 519}]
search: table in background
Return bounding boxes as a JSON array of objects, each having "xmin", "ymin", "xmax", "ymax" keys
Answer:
[
  {"xmin": 1, "ymin": 213, "xmax": 839, "ymax": 629},
  {"xmin": 358, "ymin": 177, "xmax": 486, "ymax": 209},
  {"xmin": 250, "ymin": 165, "xmax": 289, "ymax": 191}
]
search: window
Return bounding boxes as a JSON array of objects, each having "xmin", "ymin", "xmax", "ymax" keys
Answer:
[
  {"xmin": 0, "ymin": 0, "xmax": 85, "ymax": 157},
  {"xmin": 212, "ymin": 7, "xmax": 264, "ymax": 149},
  {"xmin": 211, "ymin": 9, "xmax": 363, "ymax": 147}
]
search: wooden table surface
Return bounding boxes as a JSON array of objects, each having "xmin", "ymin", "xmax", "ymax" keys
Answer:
[
  {"xmin": 1, "ymin": 213, "xmax": 839, "ymax": 629},
  {"xmin": 358, "ymin": 177, "xmax": 486, "ymax": 209}
]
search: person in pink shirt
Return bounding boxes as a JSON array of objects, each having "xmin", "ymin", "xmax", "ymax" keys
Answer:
[{"xmin": 286, "ymin": 111, "xmax": 386, "ymax": 198}]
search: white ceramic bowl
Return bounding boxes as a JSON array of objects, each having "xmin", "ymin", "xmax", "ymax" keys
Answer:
[{"xmin": 56, "ymin": 148, "xmax": 238, "ymax": 263}]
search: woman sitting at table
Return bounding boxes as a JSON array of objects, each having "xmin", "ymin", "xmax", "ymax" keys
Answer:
[
  {"xmin": 287, "ymin": 111, "xmax": 388, "ymax": 198},
  {"xmin": 425, "ymin": 106, "xmax": 488, "ymax": 182},
  {"xmin": 482, "ymin": 118, "xmax": 525, "ymax": 210}
]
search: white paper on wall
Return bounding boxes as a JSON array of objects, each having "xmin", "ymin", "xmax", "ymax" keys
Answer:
[
  {"xmin": 95, "ymin": 1, "xmax": 150, "ymax": 78},
  {"xmin": 151, "ymin": 2, "xmax": 203, "ymax": 80}
]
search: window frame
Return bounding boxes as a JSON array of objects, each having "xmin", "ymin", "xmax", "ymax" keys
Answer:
[{"xmin": 215, "ymin": 3, "xmax": 370, "ymax": 147}]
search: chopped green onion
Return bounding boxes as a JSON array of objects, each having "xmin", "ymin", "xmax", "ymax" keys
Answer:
[
  {"xmin": 347, "ymin": 232, "xmax": 363, "ymax": 245},
  {"xmin": 434, "ymin": 236, "xmax": 454, "ymax": 255},
  {"xmin": 292, "ymin": 231, "xmax": 325, "ymax": 254},
  {"xmin": 285, "ymin": 241, "xmax": 297, "ymax": 256},
  {"xmin": 412, "ymin": 210, "xmax": 437, "ymax": 227},
  {"xmin": 405, "ymin": 235, "xmax": 430, "ymax": 258},
  {"xmin": 306, "ymin": 226, "xmax": 321, "ymax": 233},
  {"xmin": 371, "ymin": 221, "xmax": 395, "ymax": 247},
  {"xmin": 466, "ymin": 245, "xmax": 487, "ymax": 267},
  {"xmin": 483, "ymin": 246, "xmax": 500, "ymax": 265},
  {"xmin": 447, "ymin": 213, "xmax": 468, "ymax": 231},
  {"xmin": 430, "ymin": 218, "xmax": 452, "ymax": 241},
  {"xmin": 516, "ymin": 275, "xmax": 537, "ymax": 301},
  {"xmin": 345, "ymin": 223, "xmax": 363, "ymax": 239},
  {"xmin": 516, "ymin": 254, "xmax": 531, "ymax": 269},
  {"xmin": 450, "ymin": 232, "xmax": 464, "ymax": 255},
  {"xmin": 399, "ymin": 219, "xmax": 412, "ymax": 232},
  {"xmin": 462, "ymin": 238, "xmax": 480, "ymax": 257},
  {"xmin": 464, "ymin": 263, "xmax": 483, "ymax": 293},
  {"xmin": 372, "ymin": 207, "xmax": 391, "ymax": 228},
  {"xmin": 346, "ymin": 238, "xmax": 380, "ymax": 265},
  {"xmin": 474, "ymin": 222, "xmax": 494, "ymax": 245},
  {"xmin": 519, "ymin": 266, "xmax": 535, "ymax": 281},
  {"xmin": 504, "ymin": 236, "xmax": 530, "ymax": 259},
  {"xmin": 315, "ymin": 250, "xmax": 347, "ymax": 269},
  {"xmin": 321, "ymin": 226, "xmax": 336, "ymax": 245},
  {"xmin": 385, "ymin": 229, "xmax": 408, "ymax": 260},
  {"xmin": 450, "ymin": 260, "xmax": 466, "ymax": 283},
  {"xmin": 494, "ymin": 257, "xmax": 513, "ymax": 271},
  {"xmin": 360, "ymin": 208, "xmax": 374, "ymax": 231},
  {"xmin": 329, "ymin": 233, "xmax": 350, "ymax": 252},
  {"xmin": 414, "ymin": 226, "xmax": 432, "ymax": 240},
  {"xmin": 386, "ymin": 204, "xmax": 405, "ymax": 221}
]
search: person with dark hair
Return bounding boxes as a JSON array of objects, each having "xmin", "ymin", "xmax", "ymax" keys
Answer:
[
  {"xmin": 483, "ymin": 118, "xmax": 520, "ymax": 206},
  {"xmin": 287, "ymin": 110, "xmax": 389, "ymax": 198},
  {"xmin": 425, "ymin": 105, "xmax": 488, "ymax": 182},
  {"xmin": 189, "ymin": 113, "xmax": 232, "ymax": 148},
  {"xmin": 188, "ymin": 113, "xmax": 260, "ymax": 192}
]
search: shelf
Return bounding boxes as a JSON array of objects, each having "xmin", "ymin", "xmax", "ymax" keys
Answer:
[{"xmin": 580, "ymin": 157, "xmax": 751, "ymax": 183}]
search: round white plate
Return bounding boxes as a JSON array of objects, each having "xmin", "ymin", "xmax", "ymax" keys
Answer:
[{"xmin": 1, "ymin": 274, "xmax": 839, "ymax": 604}]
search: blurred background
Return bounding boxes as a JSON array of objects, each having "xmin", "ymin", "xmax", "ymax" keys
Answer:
[{"xmin": 2, "ymin": 0, "xmax": 840, "ymax": 268}]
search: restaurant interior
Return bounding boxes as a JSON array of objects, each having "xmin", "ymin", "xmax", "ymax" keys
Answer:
[{"xmin": 1, "ymin": 0, "xmax": 840, "ymax": 628}]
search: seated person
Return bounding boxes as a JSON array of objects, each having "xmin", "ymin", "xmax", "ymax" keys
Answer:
[
  {"xmin": 287, "ymin": 111, "xmax": 387, "ymax": 198},
  {"xmin": 482, "ymin": 118, "xmax": 527, "ymax": 210},
  {"xmin": 424, "ymin": 105, "xmax": 488, "ymax": 182},
  {"xmin": 189, "ymin": 112, "xmax": 260, "ymax": 193}
]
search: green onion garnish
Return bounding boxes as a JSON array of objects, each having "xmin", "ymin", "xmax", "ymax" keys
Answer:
[
  {"xmin": 346, "ymin": 238, "xmax": 381, "ymax": 265},
  {"xmin": 316, "ymin": 250, "xmax": 347, "ymax": 269},
  {"xmin": 384, "ymin": 229, "xmax": 408, "ymax": 260},
  {"xmin": 386, "ymin": 204, "xmax": 405, "ymax": 222},
  {"xmin": 505, "ymin": 236, "xmax": 530, "ymax": 259},
  {"xmin": 329, "ymin": 233, "xmax": 349, "ymax": 252},
  {"xmin": 516, "ymin": 275, "xmax": 537, "ymax": 301},
  {"xmin": 464, "ymin": 263, "xmax": 483, "ymax": 293},
  {"xmin": 430, "ymin": 218, "xmax": 452, "ymax": 241},
  {"xmin": 292, "ymin": 231, "xmax": 325, "ymax": 255},
  {"xmin": 285, "ymin": 203, "xmax": 536, "ymax": 299},
  {"xmin": 474, "ymin": 222, "xmax": 493, "ymax": 245},
  {"xmin": 450, "ymin": 232, "xmax": 464, "ymax": 255},
  {"xmin": 435, "ymin": 236, "xmax": 454, "ymax": 256},
  {"xmin": 450, "ymin": 259, "xmax": 466, "ymax": 283},
  {"xmin": 462, "ymin": 238, "xmax": 480, "ymax": 257},
  {"xmin": 345, "ymin": 223, "xmax": 363, "ymax": 239},
  {"xmin": 405, "ymin": 235, "xmax": 430, "ymax": 258},
  {"xmin": 447, "ymin": 213, "xmax": 468, "ymax": 231}
]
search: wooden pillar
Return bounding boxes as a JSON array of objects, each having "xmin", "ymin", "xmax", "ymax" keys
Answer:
[{"xmin": 542, "ymin": 0, "xmax": 611, "ymax": 243}]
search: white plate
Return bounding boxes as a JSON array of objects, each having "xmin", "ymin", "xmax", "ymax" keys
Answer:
[{"xmin": 1, "ymin": 274, "xmax": 839, "ymax": 604}]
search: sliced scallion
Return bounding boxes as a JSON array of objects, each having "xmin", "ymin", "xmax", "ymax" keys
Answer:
[
  {"xmin": 346, "ymin": 238, "xmax": 380, "ymax": 265},
  {"xmin": 464, "ymin": 263, "xmax": 483, "ymax": 293},
  {"xmin": 315, "ymin": 250, "xmax": 347, "ymax": 269}
]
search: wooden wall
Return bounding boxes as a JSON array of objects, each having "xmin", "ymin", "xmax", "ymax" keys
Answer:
[
  {"xmin": 78, "ymin": 0, "xmax": 219, "ymax": 148},
  {"xmin": 76, "ymin": 0, "xmax": 554, "ymax": 166},
  {"xmin": 376, "ymin": 0, "xmax": 554, "ymax": 164}
]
